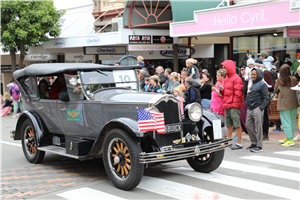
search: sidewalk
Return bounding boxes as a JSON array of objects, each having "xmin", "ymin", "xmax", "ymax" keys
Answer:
[{"xmin": 240, "ymin": 125, "xmax": 300, "ymax": 149}]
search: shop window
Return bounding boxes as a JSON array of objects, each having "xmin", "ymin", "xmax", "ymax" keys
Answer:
[
  {"xmin": 233, "ymin": 36, "xmax": 258, "ymax": 67},
  {"xmin": 291, "ymin": 0, "xmax": 300, "ymax": 9}
]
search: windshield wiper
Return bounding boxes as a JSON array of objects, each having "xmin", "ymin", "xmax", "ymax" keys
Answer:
[{"xmin": 97, "ymin": 70, "xmax": 107, "ymax": 76}]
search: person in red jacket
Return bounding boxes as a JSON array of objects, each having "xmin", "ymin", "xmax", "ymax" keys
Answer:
[{"xmin": 218, "ymin": 60, "xmax": 244, "ymax": 150}]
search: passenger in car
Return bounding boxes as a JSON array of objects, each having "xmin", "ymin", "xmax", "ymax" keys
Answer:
[
  {"xmin": 50, "ymin": 74, "xmax": 66, "ymax": 99},
  {"xmin": 38, "ymin": 79, "xmax": 51, "ymax": 99}
]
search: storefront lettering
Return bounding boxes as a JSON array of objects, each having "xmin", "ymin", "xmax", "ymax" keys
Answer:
[
  {"xmin": 214, "ymin": 10, "xmax": 266, "ymax": 26},
  {"xmin": 30, "ymin": 55, "xmax": 48, "ymax": 59},
  {"xmin": 96, "ymin": 48, "xmax": 116, "ymax": 53},
  {"xmin": 54, "ymin": 40, "xmax": 65, "ymax": 47},
  {"xmin": 86, "ymin": 37, "xmax": 100, "ymax": 45},
  {"xmin": 73, "ymin": 55, "xmax": 84, "ymax": 60},
  {"xmin": 160, "ymin": 47, "xmax": 195, "ymax": 57}
]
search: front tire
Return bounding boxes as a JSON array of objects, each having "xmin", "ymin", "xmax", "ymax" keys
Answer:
[
  {"xmin": 103, "ymin": 129, "xmax": 144, "ymax": 190},
  {"xmin": 21, "ymin": 119, "xmax": 45, "ymax": 164},
  {"xmin": 187, "ymin": 128, "xmax": 224, "ymax": 173}
]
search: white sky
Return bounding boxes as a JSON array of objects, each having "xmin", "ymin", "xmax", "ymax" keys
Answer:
[{"xmin": 53, "ymin": 0, "xmax": 93, "ymax": 10}]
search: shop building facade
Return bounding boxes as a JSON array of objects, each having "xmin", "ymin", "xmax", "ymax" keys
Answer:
[{"xmin": 170, "ymin": 0, "xmax": 300, "ymax": 71}]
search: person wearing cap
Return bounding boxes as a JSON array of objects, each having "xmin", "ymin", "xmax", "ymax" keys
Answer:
[
  {"xmin": 218, "ymin": 60, "xmax": 244, "ymax": 150},
  {"xmin": 270, "ymin": 65, "xmax": 278, "ymax": 85},
  {"xmin": 259, "ymin": 51, "xmax": 274, "ymax": 71},
  {"xmin": 291, "ymin": 53, "xmax": 300, "ymax": 74}
]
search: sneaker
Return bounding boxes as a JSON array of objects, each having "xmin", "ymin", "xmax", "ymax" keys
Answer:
[
  {"xmin": 250, "ymin": 146, "xmax": 263, "ymax": 152},
  {"xmin": 279, "ymin": 138, "xmax": 287, "ymax": 144},
  {"xmin": 246, "ymin": 143, "xmax": 256, "ymax": 150},
  {"xmin": 293, "ymin": 134, "xmax": 300, "ymax": 141},
  {"xmin": 247, "ymin": 90, "xmax": 251, "ymax": 93},
  {"xmin": 281, "ymin": 140, "xmax": 295, "ymax": 147},
  {"xmin": 273, "ymin": 128, "xmax": 283, "ymax": 131},
  {"xmin": 231, "ymin": 144, "xmax": 243, "ymax": 150}
]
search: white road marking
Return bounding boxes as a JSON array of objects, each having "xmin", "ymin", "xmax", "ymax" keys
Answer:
[
  {"xmin": 0, "ymin": 140, "xmax": 21, "ymax": 147},
  {"xmin": 274, "ymin": 151, "xmax": 300, "ymax": 158},
  {"xmin": 138, "ymin": 176, "xmax": 241, "ymax": 200},
  {"xmin": 220, "ymin": 160, "xmax": 300, "ymax": 181},
  {"xmin": 164, "ymin": 167, "xmax": 300, "ymax": 200},
  {"xmin": 56, "ymin": 187, "xmax": 126, "ymax": 200},
  {"xmin": 241, "ymin": 155, "xmax": 300, "ymax": 168}
]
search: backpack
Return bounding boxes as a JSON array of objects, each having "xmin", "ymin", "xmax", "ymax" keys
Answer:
[{"xmin": 11, "ymin": 84, "xmax": 20, "ymax": 101}]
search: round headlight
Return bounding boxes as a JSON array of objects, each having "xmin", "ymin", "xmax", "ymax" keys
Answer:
[{"xmin": 185, "ymin": 103, "xmax": 202, "ymax": 122}]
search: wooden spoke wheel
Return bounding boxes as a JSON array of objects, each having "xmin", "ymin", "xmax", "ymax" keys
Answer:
[
  {"xmin": 21, "ymin": 119, "xmax": 45, "ymax": 164},
  {"xmin": 111, "ymin": 140, "xmax": 131, "ymax": 177},
  {"xmin": 197, "ymin": 131, "xmax": 212, "ymax": 163},
  {"xmin": 103, "ymin": 129, "xmax": 144, "ymax": 190},
  {"xmin": 186, "ymin": 128, "xmax": 224, "ymax": 173}
]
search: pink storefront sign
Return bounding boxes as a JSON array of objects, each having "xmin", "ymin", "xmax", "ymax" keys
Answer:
[
  {"xmin": 171, "ymin": 1, "xmax": 300, "ymax": 37},
  {"xmin": 286, "ymin": 28, "xmax": 300, "ymax": 37}
]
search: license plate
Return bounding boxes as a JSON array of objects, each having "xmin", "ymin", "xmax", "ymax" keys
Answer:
[
  {"xmin": 213, "ymin": 119, "xmax": 222, "ymax": 140},
  {"xmin": 165, "ymin": 123, "xmax": 182, "ymax": 134}
]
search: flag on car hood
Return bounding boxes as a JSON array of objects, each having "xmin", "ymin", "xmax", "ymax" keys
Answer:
[{"xmin": 137, "ymin": 109, "xmax": 165, "ymax": 134}]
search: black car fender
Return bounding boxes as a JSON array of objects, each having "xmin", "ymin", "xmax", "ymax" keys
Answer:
[
  {"xmin": 14, "ymin": 110, "xmax": 47, "ymax": 147},
  {"xmin": 200, "ymin": 109, "xmax": 226, "ymax": 139},
  {"xmin": 83, "ymin": 117, "xmax": 145, "ymax": 158}
]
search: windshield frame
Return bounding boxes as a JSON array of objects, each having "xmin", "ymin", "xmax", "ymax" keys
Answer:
[{"xmin": 79, "ymin": 69, "xmax": 140, "ymax": 99}]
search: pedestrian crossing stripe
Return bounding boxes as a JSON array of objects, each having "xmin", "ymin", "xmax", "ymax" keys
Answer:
[
  {"xmin": 163, "ymin": 167, "xmax": 300, "ymax": 200},
  {"xmin": 241, "ymin": 155, "xmax": 300, "ymax": 168},
  {"xmin": 57, "ymin": 187, "xmax": 126, "ymax": 200},
  {"xmin": 53, "ymin": 150, "xmax": 300, "ymax": 200},
  {"xmin": 138, "ymin": 176, "xmax": 241, "ymax": 200},
  {"xmin": 220, "ymin": 160, "xmax": 300, "ymax": 182},
  {"xmin": 274, "ymin": 150, "xmax": 300, "ymax": 157}
]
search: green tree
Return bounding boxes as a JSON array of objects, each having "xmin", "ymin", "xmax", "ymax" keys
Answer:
[{"xmin": 1, "ymin": 0, "xmax": 65, "ymax": 73}]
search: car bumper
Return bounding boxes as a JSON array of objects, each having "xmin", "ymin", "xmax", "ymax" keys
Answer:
[{"xmin": 139, "ymin": 138, "xmax": 232, "ymax": 164}]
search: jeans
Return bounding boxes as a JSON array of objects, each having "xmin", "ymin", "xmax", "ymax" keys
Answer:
[
  {"xmin": 201, "ymin": 99, "xmax": 211, "ymax": 109},
  {"xmin": 13, "ymin": 100, "xmax": 21, "ymax": 114}
]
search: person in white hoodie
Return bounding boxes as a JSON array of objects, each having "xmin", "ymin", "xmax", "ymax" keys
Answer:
[
  {"xmin": 246, "ymin": 58, "xmax": 272, "ymax": 93},
  {"xmin": 259, "ymin": 51, "xmax": 274, "ymax": 71}
]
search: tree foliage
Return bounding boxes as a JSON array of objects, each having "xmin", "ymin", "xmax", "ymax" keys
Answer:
[{"xmin": 1, "ymin": 0, "xmax": 65, "ymax": 72}]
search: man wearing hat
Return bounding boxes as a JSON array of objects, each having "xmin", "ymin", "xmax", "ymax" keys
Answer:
[{"xmin": 259, "ymin": 51, "xmax": 274, "ymax": 71}]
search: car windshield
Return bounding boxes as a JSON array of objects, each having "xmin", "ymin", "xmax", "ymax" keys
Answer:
[{"xmin": 80, "ymin": 70, "xmax": 138, "ymax": 95}]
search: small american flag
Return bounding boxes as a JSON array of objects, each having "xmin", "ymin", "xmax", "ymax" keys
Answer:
[{"xmin": 137, "ymin": 109, "xmax": 165, "ymax": 134}]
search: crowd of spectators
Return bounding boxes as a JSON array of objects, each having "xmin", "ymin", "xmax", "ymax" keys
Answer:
[{"xmin": 137, "ymin": 52, "xmax": 300, "ymax": 151}]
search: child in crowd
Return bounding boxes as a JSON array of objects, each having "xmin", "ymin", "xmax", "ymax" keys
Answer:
[
  {"xmin": 245, "ymin": 58, "xmax": 271, "ymax": 93},
  {"xmin": 173, "ymin": 87, "xmax": 184, "ymax": 115},
  {"xmin": 144, "ymin": 77, "xmax": 150, "ymax": 91},
  {"xmin": 0, "ymin": 92, "xmax": 12, "ymax": 117}
]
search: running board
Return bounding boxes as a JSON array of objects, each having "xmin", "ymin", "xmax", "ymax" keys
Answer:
[{"xmin": 38, "ymin": 145, "xmax": 79, "ymax": 159}]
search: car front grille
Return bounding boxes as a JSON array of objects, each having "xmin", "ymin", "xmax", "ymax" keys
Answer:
[{"xmin": 152, "ymin": 96, "xmax": 182, "ymax": 147}]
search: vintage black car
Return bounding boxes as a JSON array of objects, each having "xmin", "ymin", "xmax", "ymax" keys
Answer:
[{"xmin": 11, "ymin": 63, "xmax": 231, "ymax": 190}]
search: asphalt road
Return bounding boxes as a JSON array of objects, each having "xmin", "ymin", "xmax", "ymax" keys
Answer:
[{"xmin": 1, "ymin": 116, "xmax": 300, "ymax": 199}]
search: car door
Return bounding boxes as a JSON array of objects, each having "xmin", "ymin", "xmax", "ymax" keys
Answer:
[{"xmin": 59, "ymin": 74, "xmax": 87, "ymax": 138}]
